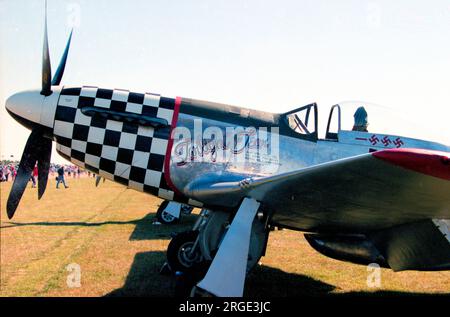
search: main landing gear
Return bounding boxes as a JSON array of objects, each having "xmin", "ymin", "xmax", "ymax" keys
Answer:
[{"xmin": 164, "ymin": 198, "xmax": 270, "ymax": 297}]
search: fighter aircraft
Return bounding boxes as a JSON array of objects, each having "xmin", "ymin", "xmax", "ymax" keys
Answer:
[{"xmin": 5, "ymin": 6, "xmax": 450, "ymax": 297}]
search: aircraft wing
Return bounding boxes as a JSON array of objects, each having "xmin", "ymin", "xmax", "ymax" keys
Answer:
[
  {"xmin": 185, "ymin": 148, "xmax": 450, "ymax": 232},
  {"xmin": 185, "ymin": 148, "xmax": 450, "ymax": 271}
]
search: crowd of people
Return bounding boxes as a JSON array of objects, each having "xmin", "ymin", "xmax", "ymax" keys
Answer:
[
  {"xmin": 0, "ymin": 163, "xmax": 16, "ymax": 182},
  {"xmin": 0, "ymin": 161, "xmax": 97, "ymax": 188}
]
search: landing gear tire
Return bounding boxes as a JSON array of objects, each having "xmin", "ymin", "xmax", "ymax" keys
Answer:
[
  {"xmin": 156, "ymin": 200, "xmax": 179, "ymax": 224},
  {"xmin": 167, "ymin": 231, "xmax": 202, "ymax": 273}
]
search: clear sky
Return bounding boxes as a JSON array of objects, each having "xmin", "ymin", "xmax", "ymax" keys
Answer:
[{"xmin": 1, "ymin": 0, "xmax": 450, "ymax": 163}]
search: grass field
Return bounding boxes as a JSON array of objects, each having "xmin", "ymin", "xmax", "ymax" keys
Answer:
[{"xmin": 1, "ymin": 177, "xmax": 449, "ymax": 297}]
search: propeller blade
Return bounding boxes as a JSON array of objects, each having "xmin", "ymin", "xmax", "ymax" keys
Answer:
[
  {"xmin": 41, "ymin": 0, "xmax": 52, "ymax": 96},
  {"xmin": 37, "ymin": 137, "xmax": 52, "ymax": 199},
  {"xmin": 51, "ymin": 29, "xmax": 73, "ymax": 86},
  {"xmin": 6, "ymin": 130, "xmax": 41, "ymax": 219}
]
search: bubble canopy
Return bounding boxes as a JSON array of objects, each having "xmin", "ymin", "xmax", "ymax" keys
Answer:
[{"xmin": 325, "ymin": 101, "xmax": 448, "ymax": 145}]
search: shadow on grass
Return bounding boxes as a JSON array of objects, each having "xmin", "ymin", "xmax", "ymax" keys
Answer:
[
  {"xmin": 245, "ymin": 265, "xmax": 336, "ymax": 297},
  {"xmin": 2, "ymin": 219, "xmax": 143, "ymax": 228},
  {"xmin": 0, "ymin": 213, "xmax": 196, "ymax": 232},
  {"xmin": 106, "ymin": 251, "xmax": 175, "ymax": 297},
  {"xmin": 105, "ymin": 250, "xmax": 335, "ymax": 297},
  {"xmin": 106, "ymin": 252, "xmax": 450, "ymax": 297},
  {"xmin": 245, "ymin": 265, "xmax": 449, "ymax": 297},
  {"xmin": 129, "ymin": 213, "xmax": 197, "ymax": 241},
  {"xmin": 2, "ymin": 211, "xmax": 199, "ymax": 241}
]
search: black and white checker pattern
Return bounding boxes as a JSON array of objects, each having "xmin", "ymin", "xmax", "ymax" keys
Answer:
[{"xmin": 53, "ymin": 86, "xmax": 177, "ymax": 201}]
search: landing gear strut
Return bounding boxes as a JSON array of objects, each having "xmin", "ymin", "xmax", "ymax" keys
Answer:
[{"xmin": 165, "ymin": 201, "xmax": 269, "ymax": 297}]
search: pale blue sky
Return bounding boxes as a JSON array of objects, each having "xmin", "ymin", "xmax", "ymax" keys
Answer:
[{"xmin": 1, "ymin": 0, "xmax": 450, "ymax": 163}]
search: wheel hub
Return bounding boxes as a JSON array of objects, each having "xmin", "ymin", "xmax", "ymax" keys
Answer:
[
  {"xmin": 178, "ymin": 242, "xmax": 201, "ymax": 267},
  {"xmin": 161, "ymin": 211, "xmax": 175, "ymax": 223}
]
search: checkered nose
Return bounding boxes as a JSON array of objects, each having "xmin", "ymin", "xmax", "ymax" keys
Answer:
[
  {"xmin": 53, "ymin": 86, "xmax": 178, "ymax": 201},
  {"xmin": 5, "ymin": 90, "xmax": 45, "ymax": 128}
]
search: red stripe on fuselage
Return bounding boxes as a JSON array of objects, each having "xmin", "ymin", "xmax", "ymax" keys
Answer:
[
  {"xmin": 163, "ymin": 97, "xmax": 183, "ymax": 195},
  {"xmin": 372, "ymin": 148, "xmax": 450, "ymax": 181}
]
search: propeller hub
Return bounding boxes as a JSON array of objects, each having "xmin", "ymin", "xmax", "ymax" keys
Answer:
[
  {"xmin": 6, "ymin": 87, "xmax": 61, "ymax": 130},
  {"xmin": 6, "ymin": 90, "xmax": 44, "ymax": 126}
]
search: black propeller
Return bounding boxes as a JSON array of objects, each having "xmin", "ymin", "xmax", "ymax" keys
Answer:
[
  {"xmin": 37, "ymin": 137, "xmax": 52, "ymax": 199},
  {"xmin": 7, "ymin": 129, "xmax": 47, "ymax": 219},
  {"xmin": 40, "ymin": 0, "xmax": 52, "ymax": 96},
  {"xmin": 52, "ymin": 29, "xmax": 73, "ymax": 86},
  {"xmin": 6, "ymin": 3, "xmax": 73, "ymax": 219}
]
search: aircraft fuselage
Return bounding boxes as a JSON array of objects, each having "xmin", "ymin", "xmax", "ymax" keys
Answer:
[{"xmin": 7, "ymin": 85, "xmax": 449, "ymax": 232}]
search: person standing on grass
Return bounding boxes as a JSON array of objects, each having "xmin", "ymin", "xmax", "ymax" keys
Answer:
[
  {"xmin": 31, "ymin": 165, "xmax": 38, "ymax": 188},
  {"xmin": 10, "ymin": 165, "xmax": 16, "ymax": 181},
  {"xmin": 4, "ymin": 165, "xmax": 11, "ymax": 181},
  {"xmin": 56, "ymin": 165, "xmax": 69, "ymax": 189}
]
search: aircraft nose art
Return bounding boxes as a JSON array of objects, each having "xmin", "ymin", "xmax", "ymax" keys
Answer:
[{"xmin": 51, "ymin": 86, "xmax": 183, "ymax": 201}]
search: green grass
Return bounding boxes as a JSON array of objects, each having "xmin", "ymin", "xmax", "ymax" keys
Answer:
[{"xmin": 1, "ymin": 177, "xmax": 449, "ymax": 296}]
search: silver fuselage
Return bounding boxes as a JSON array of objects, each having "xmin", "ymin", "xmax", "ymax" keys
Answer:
[{"xmin": 6, "ymin": 86, "xmax": 450, "ymax": 231}]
